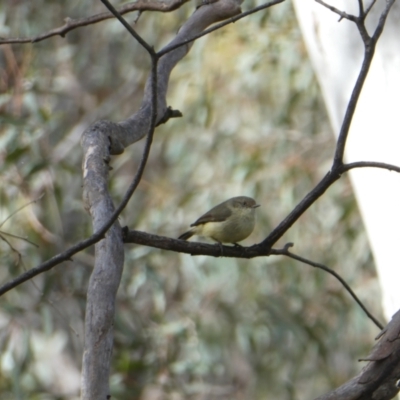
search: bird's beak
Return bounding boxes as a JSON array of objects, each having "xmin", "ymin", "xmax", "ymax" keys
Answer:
[{"xmin": 253, "ymin": 204, "xmax": 260, "ymax": 208}]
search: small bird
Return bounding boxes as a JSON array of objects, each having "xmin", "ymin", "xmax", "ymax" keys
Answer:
[{"xmin": 178, "ymin": 196, "xmax": 260, "ymax": 245}]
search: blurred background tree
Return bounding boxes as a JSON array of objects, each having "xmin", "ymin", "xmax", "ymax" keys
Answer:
[{"xmin": 0, "ymin": 1, "xmax": 383, "ymax": 399}]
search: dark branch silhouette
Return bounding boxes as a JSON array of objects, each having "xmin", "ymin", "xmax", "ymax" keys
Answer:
[
  {"xmin": 0, "ymin": 0, "xmax": 284, "ymax": 296},
  {"xmin": 123, "ymin": 231, "xmax": 383, "ymax": 329},
  {"xmin": 1, "ymin": 0, "xmax": 399, "ymax": 397},
  {"xmin": 259, "ymin": 0, "xmax": 396, "ymax": 249}
]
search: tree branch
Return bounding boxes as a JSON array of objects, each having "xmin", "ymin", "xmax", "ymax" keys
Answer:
[
  {"xmin": 0, "ymin": 0, "xmax": 266, "ymax": 292},
  {"xmin": 315, "ymin": 310, "xmax": 400, "ymax": 400},
  {"xmin": 315, "ymin": 0, "xmax": 357, "ymax": 22},
  {"xmin": 0, "ymin": 0, "xmax": 191, "ymax": 45},
  {"xmin": 319, "ymin": 0, "xmax": 396, "ymax": 164},
  {"xmin": 124, "ymin": 230, "xmax": 383, "ymax": 329},
  {"xmin": 2, "ymin": 154, "xmax": 399, "ymax": 298},
  {"xmin": 157, "ymin": 0, "xmax": 285, "ymax": 57},
  {"xmin": 340, "ymin": 161, "xmax": 400, "ymax": 174},
  {"xmin": 260, "ymin": 169, "xmax": 342, "ymax": 249},
  {"xmin": 282, "ymin": 244, "xmax": 384, "ymax": 330},
  {"xmin": 100, "ymin": 0, "xmax": 155, "ymax": 54},
  {"xmin": 79, "ymin": 1, "xmax": 160, "ymax": 393},
  {"xmin": 253, "ymin": 0, "xmax": 397, "ymax": 250}
]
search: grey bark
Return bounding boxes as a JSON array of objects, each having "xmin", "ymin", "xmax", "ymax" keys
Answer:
[
  {"xmin": 80, "ymin": 0, "xmax": 243, "ymax": 398},
  {"xmin": 314, "ymin": 310, "xmax": 400, "ymax": 400}
]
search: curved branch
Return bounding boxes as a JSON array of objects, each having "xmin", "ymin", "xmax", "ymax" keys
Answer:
[
  {"xmin": 98, "ymin": 0, "xmax": 255, "ymax": 152},
  {"xmin": 340, "ymin": 161, "xmax": 400, "ymax": 174},
  {"xmin": 123, "ymin": 231, "xmax": 383, "ymax": 329},
  {"xmin": 260, "ymin": 170, "xmax": 342, "ymax": 249},
  {"xmin": 0, "ymin": 234, "xmax": 103, "ymax": 296},
  {"xmin": 0, "ymin": 0, "xmax": 283, "ymax": 297},
  {"xmin": 0, "ymin": 0, "xmax": 191, "ymax": 45},
  {"xmin": 123, "ymin": 228, "xmax": 274, "ymax": 257},
  {"xmin": 252, "ymin": 0, "xmax": 397, "ymax": 250},
  {"xmin": 158, "ymin": 0, "xmax": 285, "ymax": 57},
  {"xmin": 322, "ymin": 0, "xmax": 396, "ymax": 165},
  {"xmin": 282, "ymin": 246, "xmax": 384, "ymax": 330},
  {"xmin": 79, "ymin": 1, "xmax": 161, "ymax": 395},
  {"xmin": 100, "ymin": 0, "xmax": 155, "ymax": 54},
  {"xmin": 315, "ymin": 310, "xmax": 400, "ymax": 400}
]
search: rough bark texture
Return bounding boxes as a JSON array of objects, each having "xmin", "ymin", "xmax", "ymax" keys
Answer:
[
  {"xmin": 81, "ymin": 123, "xmax": 125, "ymax": 399},
  {"xmin": 314, "ymin": 310, "xmax": 400, "ymax": 400},
  {"xmin": 80, "ymin": 0, "xmax": 244, "ymax": 398}
]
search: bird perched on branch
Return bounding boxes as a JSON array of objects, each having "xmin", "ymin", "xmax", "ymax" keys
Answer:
[{"xmin": 178, "ymin": 196, "xmax": 260, "ymax": 245}]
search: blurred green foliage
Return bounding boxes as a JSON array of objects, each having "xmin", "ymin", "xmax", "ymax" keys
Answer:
[{"xmin": 0, "ymin": 1, "xmax": 383, "ymax": 399}]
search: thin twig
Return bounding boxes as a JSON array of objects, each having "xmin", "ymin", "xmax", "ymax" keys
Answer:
[
  {"xmin": 100, "ymin": 0, "xmax": 155, "ymax": 55},
  {"xmin": 332, "ymin": 0, "xmax": 395, "ymax": 164},
  {"xmin": 158, "ymin": 0, "xmax": 285, "ymax": 57},
  {"xmin": 0, "ymin": 2, "xmax": 160, "ymax": 297},
  {"xmin": 260, "ymin": 170, "xmax": 341, "ymax": 249},
  {"xmin": 315, "ymin": 0, "xmax": 357, "ymax": 22},
  {"xmin": 371, "ymin": 0, "xmax": 395, "ymax": 41},
  {"xmin": 281, "ymin": 245, "xmax": 384, "ymax": 330},
  {"xmin": 0, "ymin": 230, "xmax": 39, "ymax": 248},
  {"xmin": 0, "ymin": 234, "xmax": 22, "ymax": 266},
  {"xmin": 259, "ymin": 0, "xmax": 395, "ymax": 249},
  {"xmin": 0, "ymin": 0, "xmax": 191, "ymax": 45},
  {"xmin": 92, "ymin": 1, "xmax": 159, "ymax": 229},
  {"xmin": 365, "ymin": 0, "xmax": 377, "ymax": 17},
  {"xmin": 124, "ymin": 230, "xmax": 384, "ymax": 329},
  {"xmin": 340, "ymin": 161, "xmax": 400, "ymax": 174},
  {"xmin": 357, "ymin": 0, "xmax": 364, "ymax": 16},
  {"xmin": 0, "ymin": 193, "xmax": 44, "ymax": 228},
  {"xmin": 0, "ymin": 236, "xmax": 95, "ymax": 296}
]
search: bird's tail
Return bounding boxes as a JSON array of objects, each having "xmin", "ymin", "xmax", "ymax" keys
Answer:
[{"xmin": 178, "ymin": 230, "xmax": 194, "ymax": 241}]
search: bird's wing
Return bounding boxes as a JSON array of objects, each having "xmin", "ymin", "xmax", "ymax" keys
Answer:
[{"xmin": 190, "ymin": 201, "xmax": 232, "ymax": 226}]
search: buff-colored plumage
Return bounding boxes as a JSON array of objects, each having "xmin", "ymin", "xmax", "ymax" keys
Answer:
[{"xmin": 178, "ymin": 196, "xmax": 259, "ymax": 244}]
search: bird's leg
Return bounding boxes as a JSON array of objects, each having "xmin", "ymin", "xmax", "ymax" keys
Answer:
[{"xmin": 233, "ymin": 243, "xmax": 243, "ymax": 248}]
